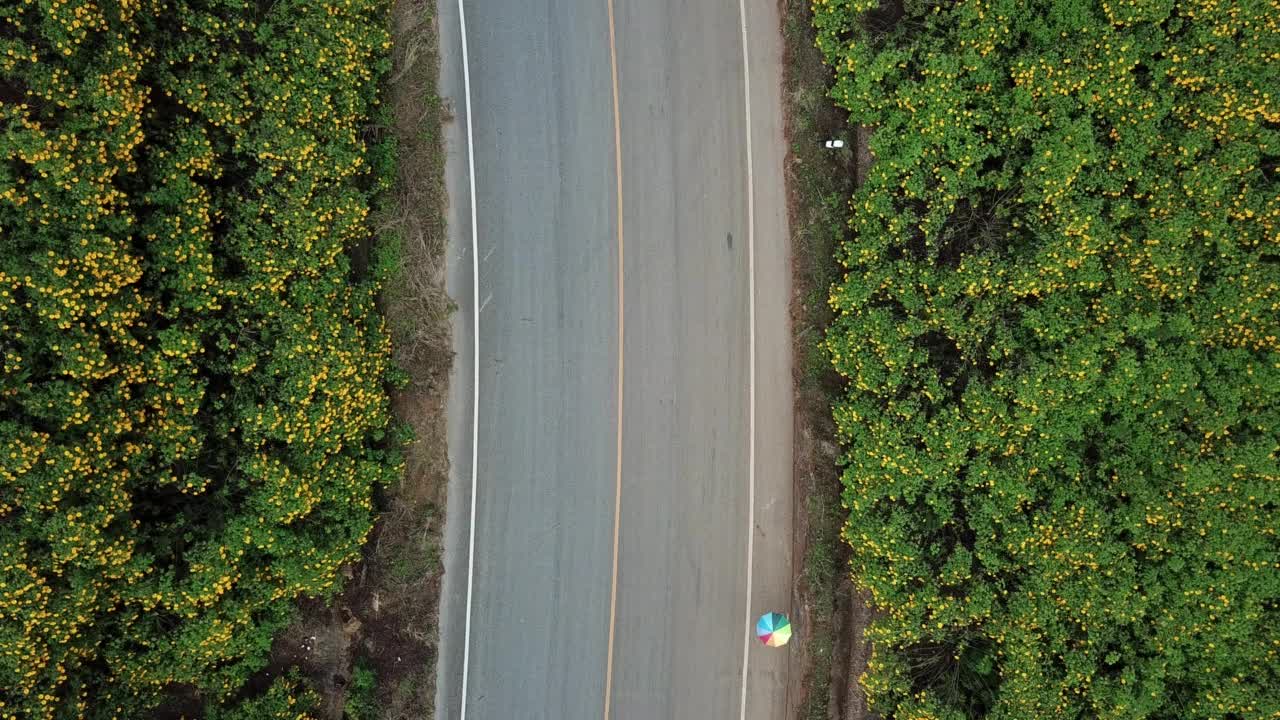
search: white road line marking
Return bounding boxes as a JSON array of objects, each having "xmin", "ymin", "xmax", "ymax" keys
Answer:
[
  {"xmin": 457, "ymin": 0, "xmax": 480, "ymax": 717},
  {"xmin": 736, "ymin": 0, "xmax": 759, "ymax": 717}
]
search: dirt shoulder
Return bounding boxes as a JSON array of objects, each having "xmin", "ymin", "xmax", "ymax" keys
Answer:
[{"xmin": 780, "ymin": 1, "xmax": 875, "ymax": 718}]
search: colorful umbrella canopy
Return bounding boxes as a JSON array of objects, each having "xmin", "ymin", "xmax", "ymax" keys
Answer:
[{"xmin": 756, "ymin": 612, "xmax": 792, "ymax": 647}]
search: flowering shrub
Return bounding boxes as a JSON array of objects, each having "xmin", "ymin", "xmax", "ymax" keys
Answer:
[
  {"xmin": 0, "ymin": 0, "xmax": 399, "ymax": 717},
  {"xmin": 816, "ymin": 0, "xmax": 1280, "ymax": 717}
]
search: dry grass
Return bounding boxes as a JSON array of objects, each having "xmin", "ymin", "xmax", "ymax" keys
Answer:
[{"xmin": 380, "ymin": 0, "xmax": 452, "ymax": 382}]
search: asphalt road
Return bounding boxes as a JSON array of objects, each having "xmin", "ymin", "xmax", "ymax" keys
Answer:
[{"xmin": 437, "ymin": 1, "xmax": 792, "ymax": 717}]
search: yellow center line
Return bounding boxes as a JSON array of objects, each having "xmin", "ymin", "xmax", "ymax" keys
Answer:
[{"xmin": 603, "ymin": 0, "xmax": 625, "ymax": 716}]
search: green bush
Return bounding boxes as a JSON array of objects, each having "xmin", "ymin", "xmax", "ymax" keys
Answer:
[
  {"xmin": 208, "ymin": 674, "xmax": 321, "ymax": 720},
  {"xmin": 343, "ymin": 661, "xmax": 378, "ymax": 720},
  {"xmin": 0, "ymin": 1, "xmax": 398, "ymax": 717},
  {"xmin": 816, "ymin": 0, "xmax": 1280, "ymax": 717}
]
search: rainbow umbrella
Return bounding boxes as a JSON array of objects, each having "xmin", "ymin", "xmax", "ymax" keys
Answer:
[{"xmin": 756, "ymin": 612, "xmax": 792, "ymax": 647}]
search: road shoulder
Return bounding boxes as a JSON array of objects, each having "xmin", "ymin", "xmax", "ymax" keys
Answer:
[
  {"xmin": 434, "ymin": 0, "xmax": 476, "ymax": 716},
  {"xmin": 743, "ymin": 0, "xmax": 796, "ymax": 717}
]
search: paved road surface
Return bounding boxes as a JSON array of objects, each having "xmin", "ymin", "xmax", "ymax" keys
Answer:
[{"xmin": 437, "ymin": 0, "xmax": 792, "ymax": 717}]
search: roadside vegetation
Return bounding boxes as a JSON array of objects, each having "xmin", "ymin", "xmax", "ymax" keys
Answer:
[
  {"xmin": 0, "ymin": 0, "xmax": 448, "ymax": 717},
  {"xmin": 814, "ymin": 0, "xmax": 1280, "ymax": 717},
  {"xmin": 780, "ymin": 0, "xmax": 869, "ymax": 718}
]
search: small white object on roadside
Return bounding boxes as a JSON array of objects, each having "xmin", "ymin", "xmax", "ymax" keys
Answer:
[{"xmin": 825, "ymin": 139, "xmax": 845, "ymax": 149}]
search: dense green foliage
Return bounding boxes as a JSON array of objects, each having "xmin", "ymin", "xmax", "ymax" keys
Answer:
[
  {"xmin": 815, "ymin": 0, "xmax": 1280, "ymax": 717},
  {"xmin": 343, "ymin": 662, "xmax": 378, "ymax": 720},
  {"xmin": 0, "ymin": 1, "xmax": 400, "ymax": 716},
  {"xmin": 208, "ymin": 674, "xmax": 321, "ymax": 720}
]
